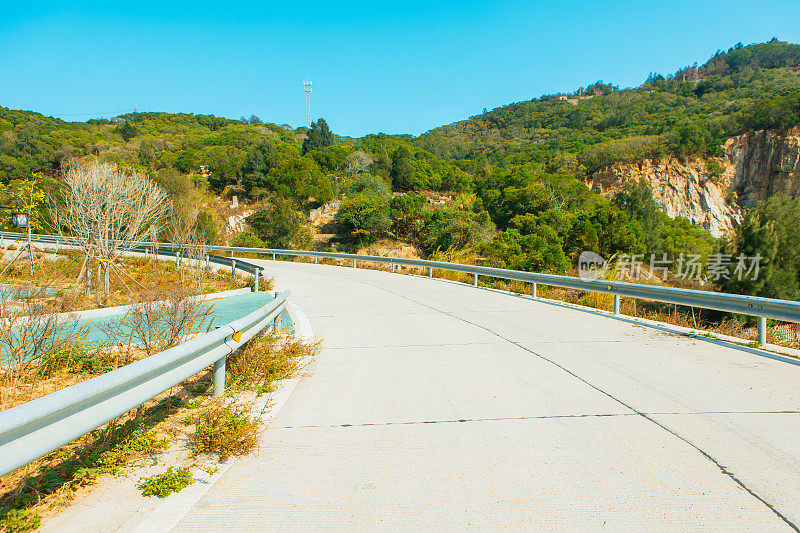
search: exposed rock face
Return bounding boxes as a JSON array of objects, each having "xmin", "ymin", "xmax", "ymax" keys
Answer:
[
  {"xmin": 585, "ymin": 158, "xmax": 741, "ymax": 237},
  {"xmin": 585, "ymin": 128, "xmax": 800, "ymax": 238},
  {"xmin": 725, "ymin": 128, "xmax": 800, "ymax": 204}
]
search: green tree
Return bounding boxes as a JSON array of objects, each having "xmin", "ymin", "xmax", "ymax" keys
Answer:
[
  {"xmin": 247, "ymin": 197, "xmax": 312, "ymax": 249},
  {"xmin": 480, "ymin": 228, "xmax": 569, "ymax": 274},
  {"xmin": 265, "ymin": 158, "xmax": 334, "ymax": 206},
  {"xmin": 302, "ymin": 118, "xmax": 334, "ymax": 154},
  {"xmin": 389, "ymin": 193, "xmax": 427, "ymax": 240},
  {"xmin": 337, "ymin": 194, "xmax": 391, "ymax": 245},
  {"xmin": 613, "ymin": 178, "xmax": 663, "ymax": 254},
  {"xmin": 118, "ymin": 120, "xmax": 137, "ymax": 142},
  {"xmin": 241, "ymin": 139, "xmax": 278, "ymax": 194},
  {"xmin": 419, "ymin": 201, "xmax": 495, "ymax": 254},
  {"xmin": 340, "ymin": 173, "xmax": 390, "ymax": 198},
  {"xmin": 390, "ymin": 146, "xmax": 415, "ymax": 190},
  {"xmin": 230, "ymin": 231, "xmax": 264, "ymax": 248},
  {"xmin": 721, "ymin": 196, "xmax": 800, "ymax": 301}
]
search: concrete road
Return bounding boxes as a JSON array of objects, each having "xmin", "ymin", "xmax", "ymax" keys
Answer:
[{"xmin": 173, "ymin": 260, "xmax": 800, "ymax": 531}]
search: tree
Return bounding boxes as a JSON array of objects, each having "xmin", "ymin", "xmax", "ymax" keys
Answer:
[
  {"xmin": 340, "ymin": 173, "xmax": 390, "ymax": 198},
  {"xmin": 118, "ymin": 120, "xmax": 137, "ymax": 142},
  {"xmin": 302, "ymin": 118, "xmax": 334, "ymax": 154},
  {"xmin": 612, "ymin": 178, "xmax": 663, "ymax": 253},
  {"xmin": 343, "ymin": 151, "xmax": 374, "ymax": 176},
  {"xmin": 263, "ymin": 158, "xmax": 335, "ymax": 206},
  {"xmin": 389, "ymin": 193, "xmax": 427, "ymax": 240},
  {"xmin": 418, "ymin": 196, "xmax": 495, "ymax": 253},
  {"xmin": 247, "ymin": 197, "xmax": 312, "ymax": 249},
  {"xmin": 241, "ymin": 139, "xmax": 278, "ymax": 194},
  {"xmin": 721, "ymin": 196, "xmax": 800, "ymax": 301},
  {"xmin": 390, "ymin": 146, "xmax": 415, "ymax": 190},
  {"xmin": 336, "ymin": 194, "xmax": 391, "ymax": 246},
  {"xmin": 480, "ymin": 228, "xmax": 569, "ymax": 274},
  {"xmin": 200, "ymin": 145, "xmax": 246, "ymax": 190},
  {"xmin": 50, "ymin": 160, "xmax": 169, "ymax": 300}
]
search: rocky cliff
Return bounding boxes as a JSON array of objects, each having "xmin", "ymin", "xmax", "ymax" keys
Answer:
[
  {"xmin": 584, "ymin": 128, "xmax": 800, "ymax": 238},
  {"xmin": 725, "ymin": 128, "xmax": 800, "ymax": 204}
]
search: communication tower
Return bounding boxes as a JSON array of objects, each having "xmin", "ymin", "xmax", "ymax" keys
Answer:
[{"xmin": 303, "ymin": 78, "xmax": 312, "ymax": 128}]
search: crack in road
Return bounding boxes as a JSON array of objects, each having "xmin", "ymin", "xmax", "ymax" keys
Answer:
[{"xmin": 275, "ymin": 410, "xmax": 800, "ymax": 429}]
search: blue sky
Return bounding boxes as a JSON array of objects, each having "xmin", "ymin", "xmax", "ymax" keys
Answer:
[{"xmin": 1, "ymin": 1, "xmax": 799, "ymax": 137}]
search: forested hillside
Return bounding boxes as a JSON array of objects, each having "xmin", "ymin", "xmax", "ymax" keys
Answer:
[
  {"xmin": 2, "ymin": 39, "xmax": 800, "ymax": 300},
  {"xmin": 417, "ymin": 39, "xmax": 800, "ymax": 172}
]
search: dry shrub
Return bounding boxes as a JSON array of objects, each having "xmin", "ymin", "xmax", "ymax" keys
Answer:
[
  {"xmin": 0, "ymin": 287, "xmax": 88, "ymax": 399},
  {"xmin": 184, "ymin": 241, "xmax": 210, "ymax": 292},
  {"xmin": 187, "ymin": 400, "xmax": 259, "ymax": 461},
  {"xmin": 100, "ymin": 287, "xmax": 214, "ymax": 357},
  {"xmin": 226, "ymin": 332, "xmax": 320, "ymax": 394}
]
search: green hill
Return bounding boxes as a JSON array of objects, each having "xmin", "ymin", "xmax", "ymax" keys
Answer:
[
  {"xmin": 415, "ymin": 39, "xmax": 800, "ymax": 173},
  {"xmin": 2, "ymin": 39, "xmax": 800, "ymax": 301}
]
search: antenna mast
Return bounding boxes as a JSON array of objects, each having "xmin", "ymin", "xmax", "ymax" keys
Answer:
[{"xmin": 303, "ymin": 77, "xmax": 312, "ymax": 128}]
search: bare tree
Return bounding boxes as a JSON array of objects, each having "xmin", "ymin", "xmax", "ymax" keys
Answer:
[
  {"xmin": 50, "ymin": 160, "xmax": 169, "ymax": 301},
  {"xmin": 167, "ymin": 201, "xmax": 198, "ymax": 274},
  {"xmin": 343, "ymin": 151, "xmax": 373, "ymax": 176},
  {"xmin": 185, "ymin": 238, "xmax": 210, "ymax": 292}
]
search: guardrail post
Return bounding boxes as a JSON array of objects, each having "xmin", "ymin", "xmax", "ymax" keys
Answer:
[
  {"xmin": 473, "ymin": 273, "xmax": 478, "ymax": 287},
  {"xmin": 353, "ymin": 259, "xmax": 357, "ymax": 268},
  {"xmin": 392, "ymin": 262, "xmax": 396, "ymax": 273},
  {"xmin": 205, "ymin": 254, "xmax": 210, "ymax": 270},
  {"xmin": 212, "ymin": 357, "xmax": 226, "ymax": 397},
  {"xmin": 613, "ymin": 294, "xmax": 620, "ymax": 315},
  {"xmin": 758, "ymin": 316, "xmax": 767, "ymax": 347},
  {"xmin": 314, "ymin": 256, "xmax": 318, "ymax": 264},
  {"xmin": 254, "ymin": 268, "xmax": 260, "ymax": 292},
  {"xmin": 532, "ymin": 282, "xmax": 537, "ymax": 298},
  {"xmin": 429, "ymin": 266, "xmax": 433, "ymax": 278},
  {"xmin": 273, "ymin": 252, "xmax": 276, "ymax": 260}
]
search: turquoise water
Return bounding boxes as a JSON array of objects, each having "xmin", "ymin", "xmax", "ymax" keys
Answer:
[{"xmin": 1, "ymin": 292, "xmax": 293, "ymax": 363}]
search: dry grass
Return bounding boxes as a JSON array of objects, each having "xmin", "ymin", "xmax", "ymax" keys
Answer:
[
  {"xmin": 226, "ymin": 332, "xmax": 321, "ymax": 394},
  {"xmin": 0, "ymin": 250, "xmax": 248, "ymax": 313},
  {"xmin": 0, "ymin": 378, "xmax": 204, "ymax": 531},
  {"xmin": 185, "ymin": 400, "xmax": 260, "ymax": 461}
]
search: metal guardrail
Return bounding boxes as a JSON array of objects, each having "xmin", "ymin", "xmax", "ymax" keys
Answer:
[
  {"xmin": 197, "ymin": 243, "xmax": 798, "ymax": 346},
  {"xmin": 0, "ymin": 231, "xmax": 288, "ymax": 476},
  {"xmin": 0, "ymin": 290, "xmax": 290, "ymax": 477},
  {"xmin": 6, "ymin": 231, "xmax": 800, "ymax": 344}
]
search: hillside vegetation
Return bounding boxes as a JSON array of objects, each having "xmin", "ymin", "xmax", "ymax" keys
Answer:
[{"xmin": 2, "ymin": 40, "xmax": 800, "ymax": 302}]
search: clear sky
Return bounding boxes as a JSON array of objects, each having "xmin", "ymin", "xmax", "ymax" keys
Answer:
[{"xmin": 1, "ymin": 1, "xmax": 799, "ymax": 137}]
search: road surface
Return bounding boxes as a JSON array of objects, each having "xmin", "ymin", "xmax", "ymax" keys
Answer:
[{"xmin": 171, "ymin": 260, "xmax": 800, "ymax": 530}]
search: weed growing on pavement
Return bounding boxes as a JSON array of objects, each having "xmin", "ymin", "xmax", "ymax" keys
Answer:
[
  {"xmin": 188, "ymin": 401, "xmax": 260, "ymax": 461},
  {"xmin": 138, "ymin": 467, "xmax": 194, "ymax": 498},
  {"xmin": 226, "ymin": 332, "xmax": 320, "ymax": 394}
]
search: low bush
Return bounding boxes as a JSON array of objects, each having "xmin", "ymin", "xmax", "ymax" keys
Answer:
[
  {"xmin": 138, "ymin": 467, "xmax": 194, "ymax": 498},
  {"xmin": 226, "ymin": 333, "xmax": 320, "ymax": 394},
  {"xmin": 188, "ymin": 401, "xmax": 259, "ymax": 461}
]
